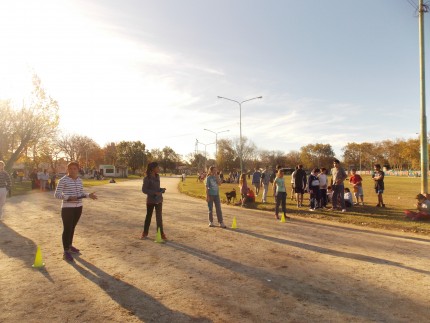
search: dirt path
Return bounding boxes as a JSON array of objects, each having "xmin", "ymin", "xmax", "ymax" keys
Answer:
[{"xmin": 1, "ymin": 177, "xmax": 430, "ymax": 322}]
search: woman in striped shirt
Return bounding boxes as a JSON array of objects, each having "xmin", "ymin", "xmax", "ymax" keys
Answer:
[
  {"xmin": 0, "ymin": 161, "xmax": 12, "ymax": 220},
  {"xmin": 55, "ymin": 161, "xmax": 97, "ymax": 262}
]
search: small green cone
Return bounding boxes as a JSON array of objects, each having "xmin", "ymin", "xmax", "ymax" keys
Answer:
[{"xmin": 154, "ymin": 227, "xmax": 165, "ymax": 243}]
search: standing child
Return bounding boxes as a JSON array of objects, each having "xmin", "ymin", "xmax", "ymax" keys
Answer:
[
  {"xmin": 205, "ymin": 166, "xmax": 226, "ymax": 228},
  {"xmin": 273, "ymin": 170, "xmax": 289, "ymax": 220},
  {"xmin": 55, "ymin": 161, "xmax": 97, "ymax": 262},
  {"xmin": 372, "ymin": 164, "xmax": 385, "ymax": 208},
  {"xmin": 318, "ymin": 168, "xmax": 328, "ymax": 208},
  {"xmin": 141, "ymin": 162, "xmax": 167, "ymax": 240},
  {"xmin": 308, "ymin": 168, "xmax": 320, "ymax": 211},
  {"xmin": 349, "ymin": 169, "xmax": 364, "ymax": 205},
  {"xmin": 260, "ymin": 166, "xmax": 271, "ymax": 203},
  {"xmin": 344, "ymin": 188, "xmax": 353, "ymax": 207},
  {"xmin": 239, "ymin": 173, "xmax": 248, "ymax": 206}
]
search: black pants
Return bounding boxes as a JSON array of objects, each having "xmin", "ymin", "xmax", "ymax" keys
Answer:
[
  {"xmin": 144, "ymin": 203, "xmax": 163, "ymax": 234},
  {"xmin": 320, "ymin": 189, "xmax": 327, "ymax": 207},
  {"xmin": 275, "ymin": 191, "xmax": 287, "ymax": 215},
  {"xmin": 61, "ymin": 207, "xmax": 82, "ymax": 251}
]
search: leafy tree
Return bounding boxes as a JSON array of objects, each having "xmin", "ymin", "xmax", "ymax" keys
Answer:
[
  {"xmin": 161, "ymin": 146, "xmax": 181, "ymax": 174},
  {"xmin": 4, "ymin": 74, "xmax": 59, "ymax": 170},
  {"xmin": 399, "ymin": 139, "xmax": 420, "ymax": 170},
  {"xmin": 232, "ymin": 136, "xmax": 257, "ymax": 172},
  {"xmin": 216, "ymin": 139, "xmax": 239, "ymax": 172},
  {"xmin": 284, "ymin": 151, "xmax": 301, "ymax": 168},
  {"xmin": 258, "ymin": 150, "xmax": 286, "ymax": 168},
  {"xmin": 0, "ymin": 100, "xmax": 14, "ymax": 161},
  {"xmin": 188, "ymin": 153, "xmax": 206, "ymax": 170},
  {"xmin": 117, "ymin": 141, "xmax": 147, "ymax": 174},
  {"xmin": 300, "ymin": 143, "xmax": 335, "ymax": 170},
  {"xmin": 103, "ymin": 142, "xmax": 118, "ymax": 165}
]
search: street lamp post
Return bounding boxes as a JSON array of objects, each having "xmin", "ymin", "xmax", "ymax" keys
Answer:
[
  {"xmin": 196, "ymin": 140, "xmax": 215, "ymax": 171},
  {"xmin": 217, "ymin": 95, "xmax": 262, "ymax": 174},
  {"xmin": 203, "ymin": 128, "xmax": 230, "ymax": 165},
  {"xmin": 418, "ymin": 0, "xmax": 429, "ymax": 194}
]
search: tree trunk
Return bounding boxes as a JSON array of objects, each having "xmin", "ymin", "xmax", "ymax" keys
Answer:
[{"xmin": 5, "ymin": 136, "xmax": 30, "ymax": 171}]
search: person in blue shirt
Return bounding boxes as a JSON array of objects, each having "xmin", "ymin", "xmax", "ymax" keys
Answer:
[
  {"xmin": 205, "ymin": 166, "xmax": 226, "ymax": 228},
  {"xmin": 251, "ymin": 168, "xmax": 261, "ymax": 196}
]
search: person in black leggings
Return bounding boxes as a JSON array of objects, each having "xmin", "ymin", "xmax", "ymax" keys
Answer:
[
  {"xmin": 55, "ymin": 161, "xmax": 97, "ymax": 262},
  {"xmin": 141, "ymin": 162, "xmax": 167, "ymax": 240}
]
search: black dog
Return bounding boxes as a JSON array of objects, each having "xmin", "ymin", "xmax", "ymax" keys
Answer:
[{"xmin": 225, "ymin": 188, "xmax": 236, "ymax": 204}]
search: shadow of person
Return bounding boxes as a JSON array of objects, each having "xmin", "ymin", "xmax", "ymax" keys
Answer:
[
  {"xmin": 0, "ymin": 222, "xmax": 54, "ymax": 282},
  {"xmin": 72, "ymin": 256, "xmax": 212, "ymax": 323},
  {"xmin": 236, "ymin": 229, "xmax": 430, "ymax": 275}
]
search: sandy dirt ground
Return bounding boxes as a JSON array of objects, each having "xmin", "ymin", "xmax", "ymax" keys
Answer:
[{"xmin": 1, "ymin": 177, "xmax": 430, "ymax": 323}]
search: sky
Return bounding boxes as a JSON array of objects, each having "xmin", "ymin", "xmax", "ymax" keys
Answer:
[{"xmin": 0, "ymin": 0, "xmax": 427, "ymax": 160}]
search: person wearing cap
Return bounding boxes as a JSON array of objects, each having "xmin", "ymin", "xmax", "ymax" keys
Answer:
[
  {"xmin": 55, "ymin": 161, "xmax": 97, "ymax": 262},
  {"xmin": 404, "ymin": 194, "xmax": 430, "ymax": 221},
  {"xmin": 141, "ymin": 162, "xmax": 168, "ymax": 239},
  {"xmin": 0, "ymin": 161, "xmax": 12, "ymax": 220}
]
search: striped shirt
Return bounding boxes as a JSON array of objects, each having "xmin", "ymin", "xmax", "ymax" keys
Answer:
[
  {"xmin": 0, "ymin": 170, "xmax": 11, "ymax": 188},
  {"xmin": 54, "ymin": 175, "xmax": 89, "ymax": 208}
]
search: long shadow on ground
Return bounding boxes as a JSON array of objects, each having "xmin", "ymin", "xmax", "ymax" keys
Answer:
[
  {"xmin": 72, "ymin": 256, "xmax": 212, "ymax": 323},
  {"xmin": 0, "ymin": 222, "xmax": 53, "ymax": 282},
  {"xmin": 167, "ymin": 240, "xmax": 426, "ymax": 321},
  {"xmin": 291, "ymin": 217, "xmax": 430, "ymax": 243},
  {"xmin": 236, "ymin": 229, "xmax": 430, "ymax": 275}
]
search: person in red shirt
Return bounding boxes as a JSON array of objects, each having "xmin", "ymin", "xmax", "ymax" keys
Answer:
[
  {"xmin": 349, "ymin": 169, "xmax": 364, "ymax": 205},
  {"xmin": 246, "ymin": 188, "xmax": 256, "ymax": 203}
]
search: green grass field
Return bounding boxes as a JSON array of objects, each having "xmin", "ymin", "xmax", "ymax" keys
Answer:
[
  {"xmin": 179, "ymin": 175, "xmax": 430, "ymax": 235},
  {"xmin": 8, "ymin": 175, "xmax": 142, "ymax": 196}
]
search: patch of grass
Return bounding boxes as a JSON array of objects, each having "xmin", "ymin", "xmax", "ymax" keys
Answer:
[
  {"xmin": 9, "ymin": 181, "xmax": 34, "ymax": 196},
  {"xmin": 179, "ymin": 175, "xmax": 430, "ymax": 235},
  {"xmin": 8, "ymin": 176, "xmax": 142, "ymax": 196}
]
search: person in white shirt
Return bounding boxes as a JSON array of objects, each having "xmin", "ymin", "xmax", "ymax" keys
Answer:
[
  {"xmin": 344, "ymin": 188, "xmax": 353, "ymax": 208},
  {"xmin": 39, "ymin": 169, "xmax": 50, "ymax": 191},
  {"xmin": 55, "ymin": 161, "xmax": 97, "ymax": 262},
  {"xmin": 318, "ymin": 168, "xmax": 328, "ymax": 208}
]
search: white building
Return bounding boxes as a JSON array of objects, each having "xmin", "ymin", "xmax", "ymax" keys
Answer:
[{"xmin": 99, "ymin": 165, "xmax": 128, "ymax": 178}]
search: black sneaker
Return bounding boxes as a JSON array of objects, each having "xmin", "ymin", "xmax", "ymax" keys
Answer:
[
  {"xmin": 63, "ymin": 251, "xmax": 74, "ymax": 262},
  {"xmin": 69, "ymin": 246, "xmax": 80, "ymax": 254}
]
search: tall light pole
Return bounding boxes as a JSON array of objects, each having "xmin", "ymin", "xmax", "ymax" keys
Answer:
[
  {"xmin": 203, "ymin": 128, "xmax": 230, "ymax": 165},
  {"xmin": 217, "ymin": 95, "xmax": 262, "ymax": 173},
  {"xmin": 419, "ymin": 0, "xmax": 429, "ymax": 194},
  {"xmin": 196, "ymin": 140, "xmax": 215, "ymax": 171}
]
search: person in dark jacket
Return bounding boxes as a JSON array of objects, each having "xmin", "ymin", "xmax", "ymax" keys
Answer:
[
  {"xmin": 141, "ymin": 162, "xmax": 167, "ymax": 240},
  {"xmin": 307, "ymin": 168, "xmax": 320, "ymax": 211}
]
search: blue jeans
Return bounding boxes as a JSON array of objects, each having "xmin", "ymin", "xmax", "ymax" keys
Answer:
[
  {"xmin": 208, "ymin": 195, "xmax": 223, "ymax": 223},
  {"xmin": 332, "ymin": 184, "xmax": 345, "ymax": 209}
]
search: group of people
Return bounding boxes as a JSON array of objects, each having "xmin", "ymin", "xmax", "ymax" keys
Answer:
[
  {"xmin": 3, "ymin": 155, "xmax": 429, "ymax": 265},
  {"xmin": 290, "ymin": 160, "xmax": 386, "ymax": 212},
  {"xmin": 29, "ymin": 169, "xmax": 57, "ymax": 191}
]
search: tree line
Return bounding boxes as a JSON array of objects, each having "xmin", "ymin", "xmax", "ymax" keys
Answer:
[{"xmin": 0, "ymin": 73, "xmax": 425, "ymax": 174}]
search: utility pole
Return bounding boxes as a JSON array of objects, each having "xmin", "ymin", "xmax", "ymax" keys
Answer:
[{"xmin": 419, "ymin": 0, "xmax": 428, "ymax": 194}]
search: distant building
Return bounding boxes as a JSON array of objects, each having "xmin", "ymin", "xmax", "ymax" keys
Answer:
[{"xmin": 98, "ymin": 165, "xmax": 128, "ymax": 178}]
